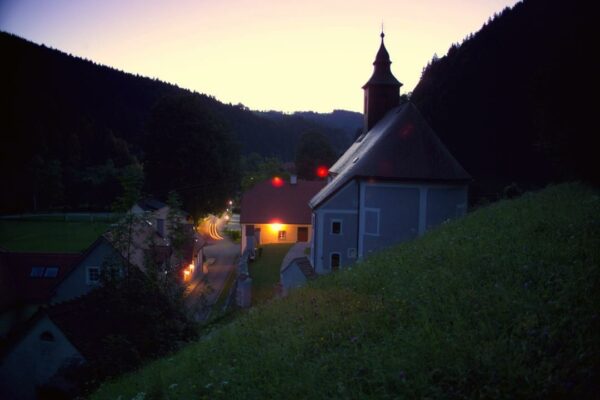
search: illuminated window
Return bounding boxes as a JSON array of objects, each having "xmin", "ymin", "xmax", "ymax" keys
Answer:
[
  {"xmin": 331, "ymin": 220, "xmax": 342, "ymax": 234},
  {"xmin": 86, "ymin": 267, "xmax": 100, "ymax": 284},
  {"xmin": 278, "ymin": 230, "xmax": 287, "ymax": 241}
]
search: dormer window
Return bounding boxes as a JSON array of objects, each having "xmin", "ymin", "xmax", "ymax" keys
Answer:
[
  {"xmin": 30, "ymin": 266, "xmax": 60, "ymax": 278},
  {"xmin": 44, "ymin": 267, "xmax": 59, "ymax": 277}
]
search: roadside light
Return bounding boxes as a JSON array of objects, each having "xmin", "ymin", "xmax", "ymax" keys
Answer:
[
  {"xmin": 225, "ymin": 215, "xmax": 230, "ymax": 221},
  {"xmin": 316, "ymin": 165, "xmax": 328, "ymax": 178},
  {"xmin": 271, "ymin": 176, "xmax": 284, "ymax": 188},
  {"xmin": 228, "ymin": 200, "xmax": 233, "ymax": 206},
  {"xmin": 183, "ymin": 269, "xmax": 190, "ymax": 280},
  {"xmin": 188, "ymin": 263, "xmax": 195, "ymax": 271},
  {"xmin": 270, "ymin": 223, "xmax": 283, "ymax": 232}
]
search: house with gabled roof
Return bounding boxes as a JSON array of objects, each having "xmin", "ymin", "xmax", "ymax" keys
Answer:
[
  {"xmin": 309, "ymin": 32, "xmax": 470, "ymax": 274},
  {"xmin": 240, "ymin": 176, "xmax": 326, "ymax": 252}
]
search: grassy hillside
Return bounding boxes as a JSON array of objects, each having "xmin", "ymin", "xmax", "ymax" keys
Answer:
[
  {"xmin": 93, "ymin": 183, "xmax": 599, "ymax": 399},
  {"xmin": 0, "ymin": 217, "xmax": 110, "ymax": 253}
]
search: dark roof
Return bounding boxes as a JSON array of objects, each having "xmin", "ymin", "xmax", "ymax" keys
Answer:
[
  {"xmin": 363, "ymin": 33, "xmax": 402, "ymax": 88},
  {"xmin": 0, "ymin": 252, "xmax": 81, "ymax": 306},
  {"xmin": 45, "ymin": 298, "xmax": 109, "ymax": 360},
  {"xmin": 135, "ymin": 198, "xmax": 167, "ymax": 212},
  {"xmin": 241, "ymin": 179, "xmax": 326, "ymax": 225},
  {"xmin": 311, "ymin": 102, "xmax": 471, "ymax": 208},
  {"xmin": 280, "ymin": 257, "xmax": 317, "ymax": 280}
]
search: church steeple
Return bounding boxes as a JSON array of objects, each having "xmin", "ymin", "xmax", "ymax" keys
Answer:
[{"xmin": 362, "ymin": 31, "xmax": 403, "ymax": 132}]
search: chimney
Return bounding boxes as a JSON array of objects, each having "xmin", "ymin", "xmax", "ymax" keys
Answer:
[{"xmin": 290, "ymin": 174, "xmax": 297, "ymax": 185}]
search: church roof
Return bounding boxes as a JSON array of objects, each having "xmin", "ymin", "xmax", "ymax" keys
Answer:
[
  {"xmin": 363, "ymin": 32, "xmax": 402, "ymax": 88},
  {"xmin": 310, "ymin": 102, "xmax": 471, "ymax": 208}
]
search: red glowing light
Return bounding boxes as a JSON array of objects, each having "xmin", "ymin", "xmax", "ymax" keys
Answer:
[
  {"xmin": 271, "ymin": 176, "xmax": 284, "ymax": 187},
  {"xmin": 316, "ymin": 166, "xmax": 329, "ymax": 178}
]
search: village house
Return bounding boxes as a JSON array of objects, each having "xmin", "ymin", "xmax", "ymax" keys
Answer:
[
  {"xmin": 309, "ymin": 32, "xmax": 470, "ymax": 274},
  {"xmin": 240, "ymin": 176, "xmax": 326, "ymax": 253},
  {"xmin": 52, "ymin": 199, "xmax": 205, "ymax": 304},
  {"xmin": 0, "ymin": 199, "xmax": 205, "ymax": 399}
]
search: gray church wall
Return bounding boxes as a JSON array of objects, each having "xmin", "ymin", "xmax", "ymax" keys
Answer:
[
  {"xmin": 426, "ymin": 186, "xmax": 468, "ymax": 230},
  {"xmin": 320, "ymin": 180, "xmax": 358, "ymax": 210},
  {"xmin": 361, "ymin": 183, "xmax": 420, "ymax": 256}
]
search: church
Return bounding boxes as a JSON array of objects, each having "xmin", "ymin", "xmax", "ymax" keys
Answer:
[{"xmin": 309, "ymin": 32, "xmax": 470, "ymax": 274}]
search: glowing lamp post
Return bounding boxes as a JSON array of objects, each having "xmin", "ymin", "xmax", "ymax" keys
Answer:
[
  {"xmin": 316, "ymin": 166, "xmax": 328, "ymax": 178},
  {"xmin": 271, "ymin": 176, "xmax": 284, "ymax": 188}
]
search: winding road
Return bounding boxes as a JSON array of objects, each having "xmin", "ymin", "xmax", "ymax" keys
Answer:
[{"xmin": 185, "ymin": 214, "xmax": 239, "ymax": 321}]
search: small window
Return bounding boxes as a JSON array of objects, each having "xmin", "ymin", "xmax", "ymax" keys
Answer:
[
  {"xmin": 87, "ymin": 267, "xmax": 100, "ymax": 284},
  {"xmin": 278, "ymin": 230, "xmax": 287, "ymax": 241},
  {"xmin": 331, "ymin": 220, "xmax": 342, "ymax": 235},
  {"xmin": 43, "ymin": 267, "xmax": 59, "ymax": 278},
  {"xmin": 40, "ymin": 331, "xmax": 55, "ymax": 342},
  {"xmin": 364, "ymin": 209, "xmax": 380, "ymax": 236},
  {"xmin": 331, "ymin": 253, "xmax": 341, "ymax": 271},
  {"xmin": 30, "ymin": 267, "xmax": 45, "ymax": 278},
  {"xmin": 347, "ymin": 248, "xmax": 357, "ymax": 259}
]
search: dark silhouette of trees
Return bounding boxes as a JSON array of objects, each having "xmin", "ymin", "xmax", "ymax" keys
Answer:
[
  {"xmin": 295, "ymin": 131, "xmax": 337, "ymax": 180},
  {"xmin": 144, "ymin": 94, "xmax": 240, "ymax": 219},
  {"xmin": 411, "ymin": 0, "xmax": 598, "ymax": 200},
  {"xmin": 0, "ymin": 31, "xmax": 359, "ymax": 213}
]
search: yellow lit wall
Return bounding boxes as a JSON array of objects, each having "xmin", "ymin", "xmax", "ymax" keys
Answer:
[{"xmin": 241, "ymin": 223, "xmax": 312, "ymax": 250}]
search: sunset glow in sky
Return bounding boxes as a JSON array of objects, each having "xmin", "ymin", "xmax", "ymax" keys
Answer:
[{"xmin": 0, "ymin": 0, "xmax": 520, "ymax": 112}]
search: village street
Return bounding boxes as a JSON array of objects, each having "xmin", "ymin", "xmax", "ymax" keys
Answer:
[{"xmin": 185, "ymin": 214, "xmax": 240, "ymax": 321}]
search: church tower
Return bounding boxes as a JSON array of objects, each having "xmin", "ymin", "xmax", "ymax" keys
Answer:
[{"xmin": 362, "ymin": 31, "xmax": 403, "ymax": 132}]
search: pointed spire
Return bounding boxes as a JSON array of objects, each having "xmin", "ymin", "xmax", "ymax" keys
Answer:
[
  {"xmin": 362, "ymin": 30, "xmax": 403, "ymax": 132},
  {"xmin": 363, "ymin": 30, "xmax": 401, "ymax": 87}
]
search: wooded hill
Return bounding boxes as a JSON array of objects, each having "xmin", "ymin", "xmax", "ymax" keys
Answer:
[
  {"xmin": 411, "ymin": 0, "xmax": 598, "ymax": 199},
  {"xmin": 0, "ymin": 32, "xmax": 359, "ymax": 213}
]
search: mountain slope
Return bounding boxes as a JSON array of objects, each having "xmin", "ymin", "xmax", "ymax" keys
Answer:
[
  {"xmin": 93, "ymin": 183, "xmax": 600, "ymax": 399},
  {"xmin": 0, "ymin": 32, "xmax": 355, "ymax": 212},
  {"xmin": 411, "ymin": 0, "xmax": 598, "ymax": 199}
]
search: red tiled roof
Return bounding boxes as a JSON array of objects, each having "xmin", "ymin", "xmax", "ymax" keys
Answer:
[
  {"xmin": 1, "ymin": 252, "xmax": 81, "ymax": 304},
  {"xmin": 240, "ymin": 179, "xmax": 326, "ymax": 225}
]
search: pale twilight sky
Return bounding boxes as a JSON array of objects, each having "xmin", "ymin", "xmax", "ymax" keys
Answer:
[{"xmin": 0, "ymin": 0, "xmax": 520, "ymax": 113}]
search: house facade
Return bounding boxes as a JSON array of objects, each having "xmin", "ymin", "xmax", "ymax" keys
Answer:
[
  {"xmin": 240, "ymin": 177, "xmax": 326, "ymax": 253},
  {"xmin": 51, "ymin": 236, "xmax": 121, "ymax": 304},
  {"xmin": 309, "ymin": 33, "xmax": 470, "ymax": 274},
  {"xmin": 0, "ymin": 313, "xmax": 84, "ymax": 400}
]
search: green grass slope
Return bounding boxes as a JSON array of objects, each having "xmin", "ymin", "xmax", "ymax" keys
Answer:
[
  {"xmin": 93, "ymin": 183, "xmax": 599, "ymax": 399},
  {"xmin": 0, "ymin": 219, "xmax": 109, "ymax": 253}
]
